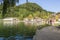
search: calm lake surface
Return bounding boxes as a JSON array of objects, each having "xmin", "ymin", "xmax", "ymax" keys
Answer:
[
  {"xmin": 0, "ymin": 21, "xmax": 39, "ymax": 40},
  {"xmin": 0, "ymin": 36, "xmax": 33, "ymax": 40},
  {"xmin": 0, "ymin": 19, "xmax": 50, "ymax": 40}
]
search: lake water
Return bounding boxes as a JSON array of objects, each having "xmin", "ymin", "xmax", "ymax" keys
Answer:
[
  {"xmin": 0, "ymin": 37, "xmax": 4, "ymax": 40},
  {"xmin": 0, "ymin": 36, "xmax": 33, "ymax": 40},
  {"xmin": 0, "ymin": 19, "xmax": 50, "ymax": 40},
  {"xmin": 0, "ymin": 22, "xmax": 36, "ymax": 40},
  {"xmin": 0, "ymin": 19, "xmax": 46, "ymax": 40}
]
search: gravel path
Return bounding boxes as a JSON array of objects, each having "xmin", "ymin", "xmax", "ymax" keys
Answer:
[{"xmin": 33, "ymin": 26, "xmax": 60, "ymax": 40}]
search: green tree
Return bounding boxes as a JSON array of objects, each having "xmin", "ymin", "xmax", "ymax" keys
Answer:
[{"xmin": 2, "ymin": 0, "xmax": 19, "ymax": 18}]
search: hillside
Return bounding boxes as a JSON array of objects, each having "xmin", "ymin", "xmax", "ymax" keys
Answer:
[
  {"xmin": 18, "ymin": 3, "xmax": 43, "ymax": 12},
  {"xmin": 0, "ymin": 3, "xmax": 54, "ymax": 19}
]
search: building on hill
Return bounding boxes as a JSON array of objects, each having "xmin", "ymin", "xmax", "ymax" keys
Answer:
[{"xmin": 47, "ymin": 13, "xmax": 60, "ymax": 26}]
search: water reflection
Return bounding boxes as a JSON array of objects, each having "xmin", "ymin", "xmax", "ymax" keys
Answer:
[
  {"xmin": 0, "ymin": 36, "xmax": 33, "ymax": 40},
  {"xmin": 1, "ymin": 19, "xmax": 43, "ymax": 40},
  {"xmin": 1, "ymin": 21, "xmax": 34, "ymax": 40},
  {"xmin": 3, "ymin": 21, "xmax": 45, "ymax": 26},
  {"xmin": 0, "ymin": 37, "xmax": 5, "ymax": 40}
]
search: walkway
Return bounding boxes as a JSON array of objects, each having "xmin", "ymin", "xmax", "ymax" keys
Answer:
[{"xmin": 33, "ymin": 26, "xmax": 60, "ymax": 40}]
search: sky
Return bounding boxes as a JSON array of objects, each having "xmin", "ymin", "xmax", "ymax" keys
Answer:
[
  {"xmin": 0, "ymin": 0, "xmax": 60, "ymax": 12},
  {"xmin": 17, "ymin": 0, "xmax": 60, "ymax": 12},
  {"xmin": 0, "ymin": 0, "xmax": 2, "ymax": 2}
]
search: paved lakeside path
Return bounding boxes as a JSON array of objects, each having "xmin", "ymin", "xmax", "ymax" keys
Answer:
[{"xmin": 33, "ymin": 26, "xmax": 60, "ymax": 40}]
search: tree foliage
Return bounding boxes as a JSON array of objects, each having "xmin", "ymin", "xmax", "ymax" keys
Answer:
[
  {"xmin": 0, "ymin": 2, "xmax": 54, "ymax": 19},
  {"xmin": 2, "ymin": 0, "xmax": 19, "ymax": 18}
]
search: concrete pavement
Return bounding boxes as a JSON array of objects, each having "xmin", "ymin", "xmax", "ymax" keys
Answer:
[{"xmin": 33, "ymin": 26, "xmax": 60, "ymax": 40}]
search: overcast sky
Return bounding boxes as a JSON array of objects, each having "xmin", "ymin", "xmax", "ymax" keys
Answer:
[{"xmin": 0, "ymin": 0, "xmax": 60, "ymax": 12}]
